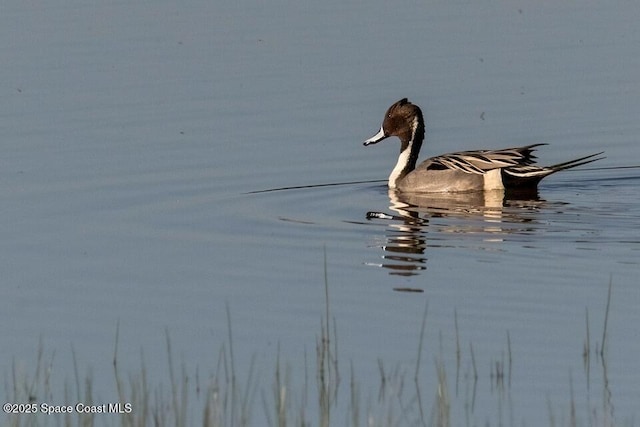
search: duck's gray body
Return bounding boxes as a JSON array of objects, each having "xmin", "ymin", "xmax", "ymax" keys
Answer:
[{"xmin": 396, "ymin": 167, "xmax": 498, "ymax": 193}]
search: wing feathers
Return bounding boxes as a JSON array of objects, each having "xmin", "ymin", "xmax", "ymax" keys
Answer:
[
  {"xmin": 424, "ymin": 144, "xmax": 602, "ymax": 179},
  {"xmin": 426, "ymin": 144, "xmax": 546, "ymax": 175}
]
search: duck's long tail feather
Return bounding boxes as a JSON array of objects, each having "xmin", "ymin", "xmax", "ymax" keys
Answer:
[
  {"xmin": 546, "ymin": 151, "xmax": 606, "ymax": 172},
  {"xmin": 505, "ymin": 152, "xmax": 605, "ymax": 178},
  {"xmin": 502, "ymin": 151, "xmax": 605, "ymax": 187}
]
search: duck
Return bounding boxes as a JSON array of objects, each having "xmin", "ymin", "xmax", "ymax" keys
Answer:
[{"xmin": 364, "ymin": 98, "xmax": 604, "ymax": 193}]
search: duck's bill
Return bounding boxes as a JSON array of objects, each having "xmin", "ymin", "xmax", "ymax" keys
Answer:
[{"xmin": 363, "ymin": 126, "xmax": 387, "ymax": 146}]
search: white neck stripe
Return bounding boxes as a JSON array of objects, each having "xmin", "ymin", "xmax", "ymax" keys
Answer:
[
  {"xmin": 388, "ymin": 116, "xmax": 420, "ymax": 188},
  {"xmin": 389, "ymin": 147, "xmax": 410, "ymax": 188}
]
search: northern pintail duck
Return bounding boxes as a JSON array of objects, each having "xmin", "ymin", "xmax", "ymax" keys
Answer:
[{"xmin": 364, "ymin": 98, "xmax": 604, "ymax": 193}]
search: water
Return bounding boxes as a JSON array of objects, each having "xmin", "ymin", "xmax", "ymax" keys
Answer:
[{"xmin": 1, "ymin": 0, "xmax": 639, "ymax": 425}]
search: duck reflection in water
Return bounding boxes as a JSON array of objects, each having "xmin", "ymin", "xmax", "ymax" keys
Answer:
[{"xmin": 365, "ymin": 188, "xmax": 544, "ymax": 277}]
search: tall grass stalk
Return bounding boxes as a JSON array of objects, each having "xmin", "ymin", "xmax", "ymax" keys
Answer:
[
  {"xmin": 317, "ymin": 246, "xmax": 339, "ymax": 427},
  {"xmin": 600, "ymin": 277, "xmax": 613, "ymax": 357},
  {"xmin": 583, "ymin": 307, "xmax": 590, "ymax": 388},
  {"xmin": 454, "ymin": 309, "xmax": 460, "ymax": 396},
  {"xmin": 414, "ymin": 301, "xmax": 429, "ymax": 382},
  {"xmin": 434, "ymin": 358, "xmax": 450, "ymax": 427}
]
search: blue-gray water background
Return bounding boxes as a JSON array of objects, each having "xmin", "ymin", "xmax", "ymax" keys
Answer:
[{"xmin": 2, "ymin": 0, "xmax": 639, "ymax": 425}]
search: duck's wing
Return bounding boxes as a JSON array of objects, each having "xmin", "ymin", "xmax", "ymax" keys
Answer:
[{"xmin": 421, "ymin": 143, "xmax": 547, "ymax": 174}]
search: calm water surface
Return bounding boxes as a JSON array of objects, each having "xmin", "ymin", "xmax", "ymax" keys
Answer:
[{"xmin": 2, "ymin": 0, "xmax": 639, "ymax": 425}]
